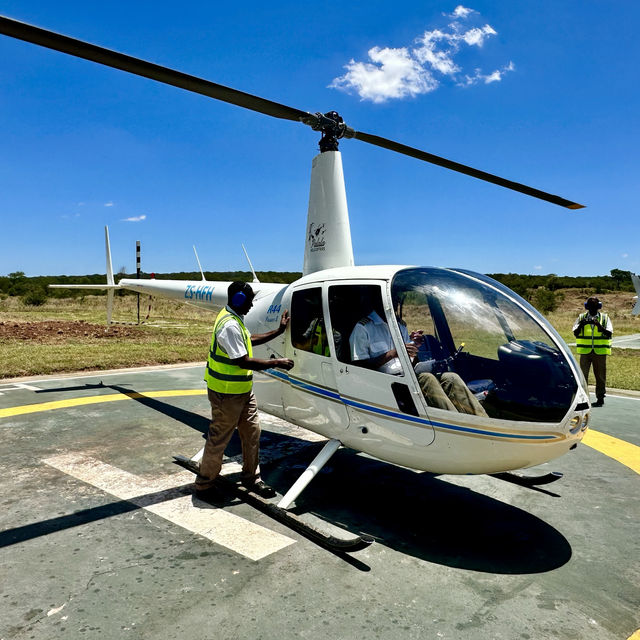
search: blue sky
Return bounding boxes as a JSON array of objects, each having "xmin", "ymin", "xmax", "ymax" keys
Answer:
[{"xmin": 1, "ymin": 2, "xmax": 638, "ymax": 278}]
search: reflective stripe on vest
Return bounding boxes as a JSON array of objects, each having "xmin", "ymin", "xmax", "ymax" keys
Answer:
[
  {"xmin": 204, "ymin": 308, "xmax": 253, "ymax": 393},
  {"xmin": 576, "ymin": 312, "xmax": 612, "ymax": 355}
]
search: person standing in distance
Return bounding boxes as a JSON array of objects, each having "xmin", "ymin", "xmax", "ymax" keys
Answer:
[
  {"xmin": 196, "ymin": 282, "xmax": 294, "ymax": 499},
  {"xmin": 573, "ymin": 296, "xmax": 613, "ymax": 407}
]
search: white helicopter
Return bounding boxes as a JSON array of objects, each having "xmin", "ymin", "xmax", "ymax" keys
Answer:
[{"xmin": 2, "ymin": 17, "xmax": 591, "ymax": 527}]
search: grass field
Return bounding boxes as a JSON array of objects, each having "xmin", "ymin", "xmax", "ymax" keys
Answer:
[{"xmin": 1, "ymin": 289, "xmax": 639, "ymax": 390}]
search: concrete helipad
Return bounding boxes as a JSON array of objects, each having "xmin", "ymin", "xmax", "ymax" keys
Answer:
[{"xmin": 0, "ymin": 364, "xmax": 638, "ymax": 640}]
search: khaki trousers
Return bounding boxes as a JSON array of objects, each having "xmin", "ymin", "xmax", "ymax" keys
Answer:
[
  {"xmin": 579, "ymin": 352, "xmax": 608, "ymax": 401},
  {"xmin": 195, "ymin": 389, "xmax": 261, "ymax": 490},
  {"xmin": 418, "ymin": 372, "xmax": 488, "ymax": 417}
]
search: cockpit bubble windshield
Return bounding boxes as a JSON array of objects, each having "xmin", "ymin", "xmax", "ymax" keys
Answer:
[{"xmin": 392, "ymin": 268, "xmax": 578, "ymax": 423}]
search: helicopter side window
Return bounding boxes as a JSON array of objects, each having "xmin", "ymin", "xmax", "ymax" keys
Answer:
[
  {"xmin": 329, "ymin": 284, "xmax": 407, "ymax": 375},
  {"xmin": 290, "ymin": 288, "xmax": 330, "ymax": 357}
]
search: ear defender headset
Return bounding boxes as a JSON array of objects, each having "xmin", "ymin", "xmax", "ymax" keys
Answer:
[
  {"xmin": 584, "ymin": 298, "xmax": 603, "ymax": 310},
  {"xmin": 231, "ymin": 290, "xmax": 247, "ymax": 307},
  {"xmin": 231, "ymin": 283, "xmax": 252, "ymax": 309}
]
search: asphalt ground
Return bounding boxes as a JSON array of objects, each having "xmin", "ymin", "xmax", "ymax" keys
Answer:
[
  {"xmin": 611, "ymin": 333, "xmax": 640, "ymax": 349},
  {"xmin": 0, "ymin": 364, "xmax": 638, "ymax": 640}
]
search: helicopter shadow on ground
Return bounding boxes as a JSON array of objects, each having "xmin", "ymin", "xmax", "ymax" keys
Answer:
[
  {"xmin": 262, "ymin": 444, "xmax": 573, "ymax": 575},
  {"xmin": 31, "ymin": 384, "xmax": 572, "ymax": 573}
]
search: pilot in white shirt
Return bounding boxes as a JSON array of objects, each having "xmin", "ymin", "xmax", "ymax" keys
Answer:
[{"xmin": 349, "ymin": 310, "xmax": 410, "ymax": 375}]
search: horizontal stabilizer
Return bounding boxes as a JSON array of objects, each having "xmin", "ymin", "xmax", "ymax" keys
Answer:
[{"xmin": 49, "ymin": 284, "xmax": 120, "ymax": 290}]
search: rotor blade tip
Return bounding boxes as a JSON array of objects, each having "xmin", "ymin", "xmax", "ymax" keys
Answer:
[{"xmin": 568, "ymin": 203, "xmax": 586, "ymax": 210}]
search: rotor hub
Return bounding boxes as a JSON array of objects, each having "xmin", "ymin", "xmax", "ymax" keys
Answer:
[{"xmin": 302, "ymin": 111, "xmax": 355, "ymax": 152}]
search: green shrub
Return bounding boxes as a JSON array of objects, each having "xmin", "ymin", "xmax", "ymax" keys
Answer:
[
  {"xmin": 21, "ymin": 286, "xmax": 48, "ymax": 306},
  {"xmin": 533, "ymin": 287, "xmax": 563, "ymax": 313}
]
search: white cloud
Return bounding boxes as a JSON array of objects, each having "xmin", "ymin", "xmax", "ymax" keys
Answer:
[
  {"xmin": 122, "ymin": 214, "xmax": 147, "ymax": 222},
  {"xmin": 104, "ymin": 201, "xmax": 114, "ymax": 207},
  {"xmin": 457, "ymin": 61, "xmax": 515, "ymax": 86},
  {"xmin": 331, "ymin": 6, "xmax": 511, "ymax": 102},
  {"xmin": 622, "ymin": 253, "xmax": 629, "ymax": 258},
  {"xmin": 413, "ymin": 31, "xmax": 460, "ymax": 76},
  {"xmin": 447, "ymin": 5, "xmax": 475, "ymax": 19},
  {"xmin": 460, "ymin": 24, "xmax": 497, "ymax": 47},
  {"xmin": 534, "ymin": 265, "xmax": 543, "ymax": 271},
  {"xmin": 329, "ymin": 47, "xmax": 438, "ymax": 103}
]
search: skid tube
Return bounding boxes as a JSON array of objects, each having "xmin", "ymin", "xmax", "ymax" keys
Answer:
[
  {"xmin": 490, "ymin": 470, "xmax": 563, "ymax": 496},
  {"xmin": 172, "ymin": 455, "xmax": 374, "ymax": 554}
]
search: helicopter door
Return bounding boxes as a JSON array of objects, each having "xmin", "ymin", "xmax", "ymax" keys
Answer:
[
  {"xmin": 328, "ymin": 283, "xmax": 435, "ymax": 446},
  {"xmin": 283, "ymin": 285, "xmax": 349, "ymax": 436}
]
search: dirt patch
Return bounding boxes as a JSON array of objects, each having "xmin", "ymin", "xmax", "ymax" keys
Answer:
[{"xmin": 0, "ymin": 320, "xmax": 145, "ymax": 343}]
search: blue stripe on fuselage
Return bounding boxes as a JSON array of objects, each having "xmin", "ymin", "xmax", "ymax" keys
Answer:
[{"xmin": 260, "ymin": 369, "xmax": 558, "ymax": 441}]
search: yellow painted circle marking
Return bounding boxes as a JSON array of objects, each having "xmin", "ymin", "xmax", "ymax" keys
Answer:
[
  {"xmin": 1, "ymin": 390, "xmax": 639, "ymax": 476},
  {"xmin": 582, "ymin": 429, "xmax": 640, "ymax": 475},
  {"xmin": 0, "ymin": 389, "xmax": 206, "ymax": 419}
]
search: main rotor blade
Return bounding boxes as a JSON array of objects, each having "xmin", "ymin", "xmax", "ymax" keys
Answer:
[
  {"xmin": 0, "ymin": 15, "xmax": 308, "ymax": 123},
  {"xmin": 353, "ymin": 131, "xmax": 584, "ymax": 209},
  {"xmin": 0, "ymin": 15, "xmax": 584, "ymax": 209}
]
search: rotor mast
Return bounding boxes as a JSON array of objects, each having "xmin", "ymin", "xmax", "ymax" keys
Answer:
[{"xmin": 303, "ymin": 112, "xmax": 355, "ymax": 276}]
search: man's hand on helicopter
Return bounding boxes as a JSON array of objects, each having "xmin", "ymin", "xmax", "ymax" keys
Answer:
[
  {"xmin": 272, "ymin": 357, "xmax": 294, "ymax": 371},
  {"xmin": 251, "ymin": 310, "xmax": 291, "ymax": 346},
  {"xmin": 279, "ymin": 310, "xmax": 290, "ymax": 333},
  {"xmin": 232, "ymin": 354, "xmax": 294, "ymax": 371}
]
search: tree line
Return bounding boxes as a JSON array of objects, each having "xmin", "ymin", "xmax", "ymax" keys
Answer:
[
  {"xmin": 0, "ymin": 268, "xmax": 636, "ymax": 310},
  {"xmin": 0, "ymin": 270, "xmax": 302, "ymax": 306}
]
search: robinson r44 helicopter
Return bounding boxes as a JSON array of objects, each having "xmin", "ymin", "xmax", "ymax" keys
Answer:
[{"xmin": 2, "ymin": 16, "xmax": 592, "ymax": 546}]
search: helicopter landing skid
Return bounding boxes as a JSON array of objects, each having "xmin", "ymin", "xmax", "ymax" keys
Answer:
[
  {"xmin": 489, "ymin": 470, "xmax": 563, "ymax": 495},
  {"xmin": 172, "ymin": 455, "xmax": 373, "ymax": 554}
]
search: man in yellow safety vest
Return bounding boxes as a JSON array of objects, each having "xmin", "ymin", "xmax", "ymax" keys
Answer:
[
  {"xmin": 196, "ymin": 282, "xmax": 294, "ymax": 500},
  {"xmin": 573, "ymin": 296, "xmax": 613, "ymax": 407}
]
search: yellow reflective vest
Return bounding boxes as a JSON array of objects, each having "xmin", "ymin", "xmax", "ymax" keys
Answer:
[
  {"xmin": 575, "ymin": 312, "xmax": 612, "ymax": 355},
  {"xmin": 204, "ymin": 308, "xmax": 253, "ymax": 394},
  {"xmin": 311, "ymin": 318, "xmax": 330, "ymax": 357}
]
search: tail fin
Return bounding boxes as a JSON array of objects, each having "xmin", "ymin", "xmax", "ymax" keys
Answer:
[
  {"xmin": 193, "ymin": 245, "xmax": 207, "ymax": 282},
  {"xmin": 48, "ymin": 225, "xmax": 120, "ymax": 325},
  {"xmin": 242, "ymin": 244, "xmax": 260, "ymax": 283},
  {"xmin": 632, "ymin": 273, "xmax": 640, "ymax": 316},
  {"xmin": 105, "ymin": 226, "xmax": 115, "ymax": 286}
]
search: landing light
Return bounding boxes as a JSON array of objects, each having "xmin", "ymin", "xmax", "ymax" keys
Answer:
[
  {"xmin": 569, "ymin": 415, "xmax": 581, "ymax": 434},
  {"xmin": 581, "ymin": 413, "xmax": 590, "ymax": 431},
  {"xmin": 570, "ymin": 413, "xmax": 590, "ymax": 435}
]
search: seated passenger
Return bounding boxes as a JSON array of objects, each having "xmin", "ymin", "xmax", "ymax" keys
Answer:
[
  {"xmin": 349, "ymin": 307, "xmax": 416, "ymax": 374},
  {"xmin": 350, "ymin": 310, "xmax": 487, "ymax": 417},
  {"xmin": 299, "ymin": 316, "xmax": 330, "ymax": 356},
  {"xmin": 415, "ymin": 370, "xmax": 487, "ymax": 417}
]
